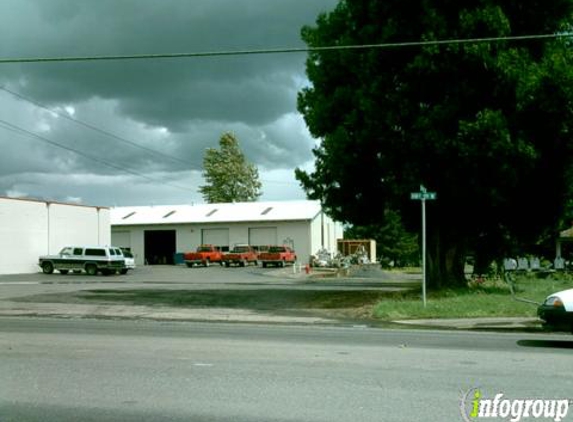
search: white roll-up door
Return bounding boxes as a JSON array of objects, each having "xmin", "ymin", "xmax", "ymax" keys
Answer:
[
  {"xmin": 112, "ymin": 231, "xmax": 131, "ymax": 249},
  {"xmin": 249, "ymin": 227, "xmax": 277, "ymax": 247},
  {"xmin": 201, "ymin": 229, "xmax": 230, "ymax": 250}
]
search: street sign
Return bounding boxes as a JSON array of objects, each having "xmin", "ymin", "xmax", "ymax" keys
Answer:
[
  {"xmin": 410, "ymin": 185, "xmax": 436, "ymax": 308},
  {"xmin": 410, "ymin": 192, "xmax": 436, "ymax": 200}
]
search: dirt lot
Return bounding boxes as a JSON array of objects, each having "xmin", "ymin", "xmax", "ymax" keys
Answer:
[{"xmin": 0, "ymin": 265, "xmax": 417, "ymax": 324}]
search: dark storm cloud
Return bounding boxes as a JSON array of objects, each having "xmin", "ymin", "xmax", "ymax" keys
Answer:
[
  {"xmin": 0, "ymin": 0, "xmax": 337, "ymax": 204},
  {"xmin": 1, "ymin": 0, "xmax": 334, "ymax": 126}
]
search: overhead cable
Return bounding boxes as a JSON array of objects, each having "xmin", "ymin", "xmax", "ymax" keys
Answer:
[
  {"xmin": 0, "ymin": 119, "xmax": 196, "ymax": 192},
  {"xmin": 0, "ymin": 33, "xmax": 570, "ymax": 64},
  {"xmin": 0, "ymin": 86, "xmax": 197, "ymax": 168}
]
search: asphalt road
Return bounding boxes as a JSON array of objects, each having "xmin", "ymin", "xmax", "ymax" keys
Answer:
[{"xmin": 1, "ymin": 318, "xmax": 572, "ymax": 422}]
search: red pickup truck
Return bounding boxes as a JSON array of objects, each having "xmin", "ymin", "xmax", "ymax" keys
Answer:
[
  {"xmin": 184, "ymin": 245, "xmax": 223, "ymax": 267},
  {"xmin": 222, "ymin": 245, "xmax": 259, "ymax": 267},
  {"xmin": 259, "ymin": 245, "xmax": 297, "ymax": 268}
]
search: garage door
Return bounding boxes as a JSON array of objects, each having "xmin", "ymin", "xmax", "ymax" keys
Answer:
[
  {"xmin": 112, "ymin": 231, "xmax": 131, "ymax": 250},
  {"xmin": 249, "ymin": 227, "xmax": 277, "ymax": 249},
  {"xmin": 202, "ymin": 229, "xmax": 230, "ymax": 251}
]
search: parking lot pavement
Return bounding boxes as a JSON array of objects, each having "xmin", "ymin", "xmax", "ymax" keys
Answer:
[
  {"xmin": 0, "ymin": 265, "xmax": 417, "ymax": 324},
  {"xmin": 0, "ymin": 264, "xmax": 417, "ymax": 288},
  {"xmin": 0, "ymin": 265, "xmax": 353, "ymax": 324},
  {"xmin": 0, "ymin": 267, "xmax": 544, "ymax": 332},
  {"xmin": 0, "ymin": 264, "xmax": 298, "ymax": 284}
]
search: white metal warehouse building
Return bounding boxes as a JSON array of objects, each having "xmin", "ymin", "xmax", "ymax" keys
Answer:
[
  {"xmin": 0, "ymin": 196, "xmax": 111, "ymax": 274},
  {"xmin": 111, "ymin": 200, "xmax": 343, "ymax": 265}
]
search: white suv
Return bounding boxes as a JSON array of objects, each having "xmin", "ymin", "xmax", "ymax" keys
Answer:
[{"xmin": 39, "ymin": 246, "xmax": 126, "ymax": 276}]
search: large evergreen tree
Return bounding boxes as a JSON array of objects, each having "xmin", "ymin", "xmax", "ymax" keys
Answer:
[
  {"xmin": 199, "ymin": 132, "xmax": 262, "ymax": 203},
  {"xmin": 296, "ymin": 0, "xmax": 573, "ymax": 288}
]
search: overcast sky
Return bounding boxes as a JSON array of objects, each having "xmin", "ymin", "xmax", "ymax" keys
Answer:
[{"xmin": 0, "ymin": 0, "xmax": 338, "ymax": 206}]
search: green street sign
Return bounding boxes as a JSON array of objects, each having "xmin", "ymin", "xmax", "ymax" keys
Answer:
[{"xmin": 410, "ymin": 192, "xmax": 436, "ymax": 200}]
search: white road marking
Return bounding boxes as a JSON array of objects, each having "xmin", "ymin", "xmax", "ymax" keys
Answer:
[{"xmin": 0, "ymin": 282, "xmax": 40, "ymax": 285}]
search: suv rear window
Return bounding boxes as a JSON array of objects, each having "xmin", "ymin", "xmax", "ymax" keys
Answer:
[{"xmin": 85, "ymin": 248, "xmax": 106, "ymax": 257}]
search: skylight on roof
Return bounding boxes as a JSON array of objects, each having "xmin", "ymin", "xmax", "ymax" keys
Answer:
[
  {"xmin": 122, "ymin": 211, "xmax": 136, "ymax": 220},
  {"xmin": 163, "ymin": 210, "xmax": 176, "ymax": 218},
  {"xmin": 206, "ymin": 209, "xmax": 218, "ymax": 217},
  {"xmin": 261, "ymin": 207, "xmax": 273, "ymax": 215}
]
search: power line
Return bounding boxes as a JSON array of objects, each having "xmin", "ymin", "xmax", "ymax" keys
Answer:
[
  {"xmin": 0, "ymin": 86, "xmax": 198, "ymax": 168},
  {"xmin": 0, "ymin": 86, "xmax": 300, "ymax": 186},
  {"xmin": 0, "ymin": 119, "xmax": 298, "ymax": 189},
  {"xmin": 0, "ymin": 119, "xmax": 197, "ymax": 192},
  {"xmin": 0, "ymin": 33, "xmax": 570, "ymax": 64}
]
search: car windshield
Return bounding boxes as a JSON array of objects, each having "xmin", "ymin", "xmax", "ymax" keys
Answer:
[
  {"xmin": 232, "ymin": 246, "xmax": 249, "ymax": 253},
  {"xmin": 269, "ymin": 246, "xmax": 286, "ymax": 253},
  {"xmin": 197, "ymin": 247, "xmax": 213, "ymax": 252},
  {"xmin": 123, "ymin": 251, "xmax": 133, "ymax": 258}
]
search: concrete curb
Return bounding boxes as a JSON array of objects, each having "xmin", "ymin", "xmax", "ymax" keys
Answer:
[{"xmin": 392, "ymin": 317, "xmax": 541, "ymax": 330}]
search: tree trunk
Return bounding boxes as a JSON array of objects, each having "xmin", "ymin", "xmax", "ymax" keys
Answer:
[{"xmin": 426, "ymin": 229, "xmax": 467, "ymax": 290}]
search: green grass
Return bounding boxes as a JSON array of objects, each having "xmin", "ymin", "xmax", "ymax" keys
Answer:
[{"xmin": 374, "ymin": 274, "xmax": 573, "ymax": 320}]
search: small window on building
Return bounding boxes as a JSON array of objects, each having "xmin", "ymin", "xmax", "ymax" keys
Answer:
[
  {"xmin": 163, "ymin": 210, "xmax": 176, "ymax": 219},
  {"xmin": 206, "ymin": 209, "xmax": 218, "ymax": 217},
  {"xmin": 261, "ymin": 207, "xmax": 273, "ymax": 215},
  {"xmin": 122, "ymin": 211, "xmax": 136, "ymax": 220}
]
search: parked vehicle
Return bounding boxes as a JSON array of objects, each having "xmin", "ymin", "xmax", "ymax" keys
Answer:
[
  {"xmin": 222, "ymin": 245, "xmax": 258, "ymax": 267},
  {"xmin": 184, "ymin": 245, "xmax": 223, "ymax": 267},
  {"xmin": 119, "ymin": 250, "xmax": 136, "ymax": 274},
  {"xmin": 538, "ymin": 288, "xmax": 573, "ymax": 332},
  {"xmin": 39, "ymin": 246, "xmax": 125, "ymax": 276},
  {"xmin": 259, "ymin": 245, "xmax": 297, "ymax": 268}
]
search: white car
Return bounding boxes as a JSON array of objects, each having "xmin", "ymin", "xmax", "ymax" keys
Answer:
[
  {"xmin": 537, "ymin": 288, "xmax": 573, "ymax": 332},
  {"xmin": 120, "ymin": 250, "xmax": 136, "ymax": 274}
]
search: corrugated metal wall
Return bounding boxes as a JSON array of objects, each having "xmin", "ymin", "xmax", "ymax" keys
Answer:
[{"xmin": 0, "ymin": 198, "xmax": 110, "ymax": 274}]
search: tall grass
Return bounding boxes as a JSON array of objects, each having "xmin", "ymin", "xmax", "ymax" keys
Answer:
[{"xmin": 374, "ymin": 274, "xmax": 573, "ymax": 320}]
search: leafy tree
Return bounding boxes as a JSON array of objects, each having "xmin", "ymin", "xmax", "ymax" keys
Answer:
[
  {"xmin": 199, "ymin": 132, "xmax": 262, "ymax": 203},
  {"xmin": 345, "ymin": 209, "xmax": 419, "ymax": 267},
  {"xmin": 296, "ymin": 0, "xmax": 573, "ymax": 288}
]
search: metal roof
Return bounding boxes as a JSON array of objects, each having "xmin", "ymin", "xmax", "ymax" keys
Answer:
[
  {"xmin": 0, "ymin": 195, "xmax": 109, "ymax": 209},
  {"xmin": 111, "ymin": 200, "xmax": 322, "ymax": 226}
]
